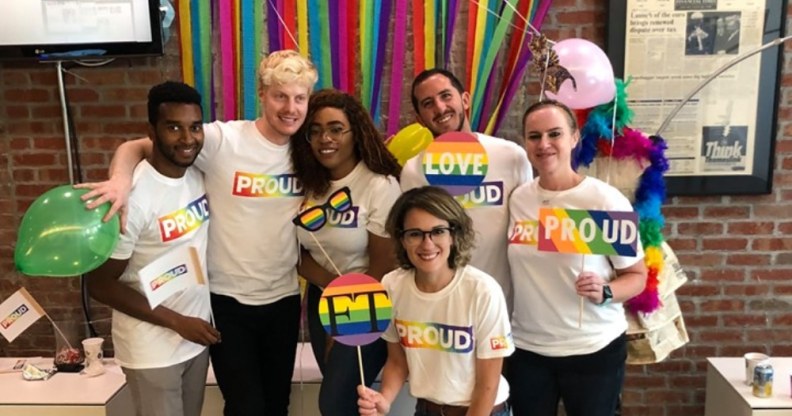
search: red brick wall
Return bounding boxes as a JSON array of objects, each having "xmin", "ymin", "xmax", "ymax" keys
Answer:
[{"xmin": 1, "ymin": 1, "xmax": 790, "ymax": 414}]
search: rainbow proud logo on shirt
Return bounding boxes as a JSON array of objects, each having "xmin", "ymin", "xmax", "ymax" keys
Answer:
[
  {"xmin": 508, "ymin": 220, "xmax": 538, "ymax": 245},
  {"xmin": 455, "ymin": 181, "xmax": 504, "ymax": 208},
  {"xmin": 232, "ymin": 172, "xmax": 304, "ymax": 197},
  {"xmin": 158, "ymin": 195, "xmax": 209, "ymax": 242},
  {"xmin": 0, "ymin": 305, "xmax": 29, "ymax": 329},
  {"xmin": 149, "ymin": 263, "xmax": 188, "ymax": 291},
  {"xmin": 538, "ymin": 208, "xmax": 639, "ymax": 256},
  {"xmin": 394, "ymin": 320, "xmax": 473, "ymax": 353},
  {"xmin": 422, "ymin": 132, "xmax": 488, "ymax": 196}
]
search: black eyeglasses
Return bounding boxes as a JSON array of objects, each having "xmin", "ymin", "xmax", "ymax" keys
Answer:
[
  {"xmin": 306, "ymin": 126, "xmax": 352, "ymax": 143},
  {"xmin": 399, "ymin": 226, "xmax": 454, "ymax": 246}
]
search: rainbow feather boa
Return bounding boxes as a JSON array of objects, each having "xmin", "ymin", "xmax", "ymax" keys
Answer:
[{"xmin": 574, "ymin": 79, "xmax": 668, "ymax": 315}]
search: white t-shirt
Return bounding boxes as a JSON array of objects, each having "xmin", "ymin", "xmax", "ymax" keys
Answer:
[
  {"xmin": 400, "ymin": 133, "xmax": 531, "ymax": 309},
  {"xmin": 507, "ymin": 176, "xmax": 645, "ymax": 357},
  {"xmin": 195, "ymin": 120, "xmax": 302, "ymax": 305},
  {"xmin": 297, "ymin": 162, "xmax": 401, "ymax": 277},
  {"xmin": 110, "ymin": 161, "xmax": 211, "ymax": 369},
  {"xmin": 382, "ymin": 265, "xmax": 514, "ymax": 406}
]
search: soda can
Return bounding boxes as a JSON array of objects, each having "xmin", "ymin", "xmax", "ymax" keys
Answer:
[{"xmin": 752, "ymin": 363, "xmax": 773, "ymax": 398}]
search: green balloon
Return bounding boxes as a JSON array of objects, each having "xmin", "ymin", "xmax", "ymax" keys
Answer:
[{"xmin": 14, "ymin": 185, "xmax": 120, "ymax": 277}]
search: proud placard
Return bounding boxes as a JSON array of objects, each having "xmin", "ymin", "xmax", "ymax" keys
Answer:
[
  {"xmin": 537, "ymin": 208, "xmax": 639, "ymax": 256},
  {"xmin": 319, "ymin": 273, "xmax": 392, "ymax": 346},
  {"xmin": 422, "ymin": 132, "xmax": 488, "ymax": 196}
]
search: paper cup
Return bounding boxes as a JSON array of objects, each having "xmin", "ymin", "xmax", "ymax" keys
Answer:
[{"xmin": 744, "ymin": 352, "xmax": 769, "ymax": 385}]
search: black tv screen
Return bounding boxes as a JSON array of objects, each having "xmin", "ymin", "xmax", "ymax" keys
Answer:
[{"xmin": 0, "ymin": 0, "xmax": 164, "ymax": 61}]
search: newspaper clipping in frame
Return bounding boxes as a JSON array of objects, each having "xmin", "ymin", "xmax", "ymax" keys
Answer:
[{"xmin": 624, "ymin": 0, "xmax": 765, "ymax": 176}]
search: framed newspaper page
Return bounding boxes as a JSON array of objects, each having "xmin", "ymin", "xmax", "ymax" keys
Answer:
[{"xmin": 606, "ymin": 0, "xmax": 786, "ymax": 196}]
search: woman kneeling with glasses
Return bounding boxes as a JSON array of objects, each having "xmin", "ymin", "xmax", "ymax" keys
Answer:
[{"xmin": 357, "ymin": 186, "xmax": 513, "ymax": 416}]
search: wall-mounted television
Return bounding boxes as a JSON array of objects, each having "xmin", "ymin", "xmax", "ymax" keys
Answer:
[{"xmin": 0, "ymin": 0, "xmax": 164, "ymax": 61}]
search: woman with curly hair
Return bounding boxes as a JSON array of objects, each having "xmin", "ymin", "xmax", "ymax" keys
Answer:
[
  {"xmin": 358, "ymin": 186, "xmax": 514, "ymax": 416},
  {"xmin": 290, "ymin": 89, "xmax": 402, "ymax": 416}
]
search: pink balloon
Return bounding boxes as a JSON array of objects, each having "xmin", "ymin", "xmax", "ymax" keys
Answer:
[{"xmin": 545, "ymin": 38, "xmax": 616, "ymax": 110}]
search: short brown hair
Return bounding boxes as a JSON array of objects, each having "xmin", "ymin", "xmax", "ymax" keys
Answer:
[{"xmin": 385, "ymin": 186, "xmax": 475, "ymax": 270}]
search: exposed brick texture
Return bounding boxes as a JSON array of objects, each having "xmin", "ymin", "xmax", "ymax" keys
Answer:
[{"xmin": 1, "ymin": 1, "xmax": 790, "ymax": 415}]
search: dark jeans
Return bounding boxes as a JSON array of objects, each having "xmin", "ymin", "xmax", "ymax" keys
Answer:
[
  {"xmin": 209, "ymin": 293, "xmax": 300, "ymax": 416},
  {"xmin": 505, "ymin": 333, "xmax": 626, "ymax": 416},
  {"xmin": 307, "ymin": 284, "xmax": 387, "ymax": 416}
]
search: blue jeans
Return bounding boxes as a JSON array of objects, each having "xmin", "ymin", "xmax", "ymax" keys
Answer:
[
  {"xmin": 505, "ymin": 333, "xmax": 626, "ymax": 416},
  {"xmin": 307, "ymin": 284, "xmax": 387, "ymax": 416}
]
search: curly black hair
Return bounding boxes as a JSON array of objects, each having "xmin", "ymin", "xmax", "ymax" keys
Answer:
[{"xmin": 291, "ymin": 89, "xmax": 401, "ymax": 198}]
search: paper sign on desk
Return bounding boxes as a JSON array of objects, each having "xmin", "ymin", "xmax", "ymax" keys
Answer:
[
  {"xmin": 139, "ymin": 246, "xmax": 205, "ymax": 309},
  {"xmin": 0, "ymin": 288, "xmax": 45, "ymax": 342}
]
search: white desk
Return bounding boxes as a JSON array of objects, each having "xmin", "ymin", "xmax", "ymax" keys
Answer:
[
  {"xmin": 705, "ymin": 357, "xmax": 792, "ymax": 416},
  {"xmin": 0, "ymin": 343, "xmax": 416, "ymax": 416},
  {"xmin": 0, "ymin": 358, "xmax": 133, "ymax": 416}
]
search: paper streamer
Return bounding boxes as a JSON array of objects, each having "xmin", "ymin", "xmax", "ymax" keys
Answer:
[
  {"xmin": 308, "ymin": 0, "xmax": 323, "ymax": 87},
  {"xmin": 412, "ymin": 0, "xmax": 425, "ymax": 76},
  {"xmin": 423, "ymin": 0, "xmax": 435, "ymax": 69},
  {"xmin": 318, "ymin": 0, "xmax": 332, "ymax": 88},
  {"xmin": 330, "ymin": 0, "xmax": 340, "ymax": 88},
  {"xmin": 219, "ymin": 0, "xmax": 236, "ymax": 120},
  {"xmin": 371, "ymin": 0, "xmax": 391, "ymax": 123},
  {"xmin": 297, "ymin": 0, "xmax": 309, "ymax": 56},
  {"xmin": 241, "ymin": 0, "xmax": 257, "ymax": 119},
  {"xmin": 338, "ymin": 0, "xmax": 349, "ymax": 92},
  {"xmin": 346, "ymin": 0, "xmax": 358, "ymax": 93},
  {"xmin": 387, "ymin": 0, "xmax": 408, "ymax": 135},
  {"xmin": 177, "ymin": 0, "xmax": 194, "ymax": 86},
  {"xmin": 283, "ymin": 0, "xmax": 297, "ymax": 50}
]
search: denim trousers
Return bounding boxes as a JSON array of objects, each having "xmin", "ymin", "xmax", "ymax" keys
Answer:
[{"xmin": 505, "ymin": 333, "xmax": 626, "ymax": 416}]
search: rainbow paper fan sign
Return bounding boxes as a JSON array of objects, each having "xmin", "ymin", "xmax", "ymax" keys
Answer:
[
  {"xmin": 422, "ymin": 132, "xmax": 488, "ymax": 196},
  {"xmin": 319, "ymin": 273, "xmax": 392, "ymax": 346},
  {"xmin": 537, "ymin": 208, "xmax": 640, "ymax": 256}
]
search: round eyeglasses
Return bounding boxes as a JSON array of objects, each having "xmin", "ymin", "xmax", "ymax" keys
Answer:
[{"xmin": 306, "ymin": 126, "xmax": 352, "ymax": 143}]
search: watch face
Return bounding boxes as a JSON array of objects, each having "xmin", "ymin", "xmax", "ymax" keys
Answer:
[{"xmin": 603, "ymin": 285, "xmax": 613, "ymax": 300}]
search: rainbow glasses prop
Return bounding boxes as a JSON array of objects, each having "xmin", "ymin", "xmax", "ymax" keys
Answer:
[{"xmin": 292, "ymin": 187, "xmax": 353, "ymax": 232}]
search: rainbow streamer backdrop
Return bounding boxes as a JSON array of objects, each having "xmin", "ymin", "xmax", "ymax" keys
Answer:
[{"xmin": 176, "ymin": 0, "xmax": 551, "ymax": 137}]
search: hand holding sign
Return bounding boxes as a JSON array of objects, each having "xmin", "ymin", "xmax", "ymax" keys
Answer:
[
  {"xmin": 319, "ymin": 273, "xmax": 392, "ymax": 385},
  {"xmin": 537, "ymin": 208, "xmax": 640, "ymax": 327}
]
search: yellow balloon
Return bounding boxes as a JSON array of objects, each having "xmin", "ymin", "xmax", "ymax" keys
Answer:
[{"xmin": 386, "ymin": 123, "xmax": 433, "ymax": 166}]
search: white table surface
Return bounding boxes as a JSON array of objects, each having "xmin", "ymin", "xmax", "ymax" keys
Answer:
[
  {"xmin": 708, "ymin": 357, "xmax": 792, "ymax": 408},
  {"xmin": 0, "ymin": 358, "xmax": 126, "ymax": 405}
]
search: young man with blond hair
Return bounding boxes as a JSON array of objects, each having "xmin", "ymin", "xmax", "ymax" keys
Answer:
[{"xmin": 80, "ymin": 50, "xmax": 318, "ymax": 415}]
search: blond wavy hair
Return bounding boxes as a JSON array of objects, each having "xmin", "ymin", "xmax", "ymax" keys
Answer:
[{"xmin": 258, "ymin": 50, "xmax": 318, "ymax": 92}]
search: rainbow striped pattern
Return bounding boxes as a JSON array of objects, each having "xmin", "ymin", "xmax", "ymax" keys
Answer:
[
  {"xmin": 328, "ymin": 190, "xmax": 352, "ymax": 212},
  {"xmin": 318, "ymin": 273, "xmax": 392, "ymax": 346},
  {"xmin": 537, "ymin": 208, "xmax": 639, "ymax": 256},
  {"xmin": 394, "ymin": 319, "xmax": 474, "ymax": 353},
  {"xmin": 422, "ymin": 132, "xmax": 488, "ymax": 196},
  {"xmin": 158, "ymin": 195, "xmax": 209, "ymax": 243},
  {"xmin": 232, "ymin": 172, "xmax": 303, "ymax": 198},
  {"xmin": 508, "ymin": 220, "xmax": 538, "ymax": 245}
]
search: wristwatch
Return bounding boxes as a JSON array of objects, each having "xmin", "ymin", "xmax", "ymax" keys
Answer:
[{"xmin": 599, "ymin": 284, "xmax": 613, "ymax": 306}]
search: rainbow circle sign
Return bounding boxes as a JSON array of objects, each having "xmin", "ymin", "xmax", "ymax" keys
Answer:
[
  {"xmin": 422, "ymin": 132, "xmax": 488, "ymax": 196},
  {"xmin": 318, "ymin": 273, "xmax": 392, "ymax": 346}
]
